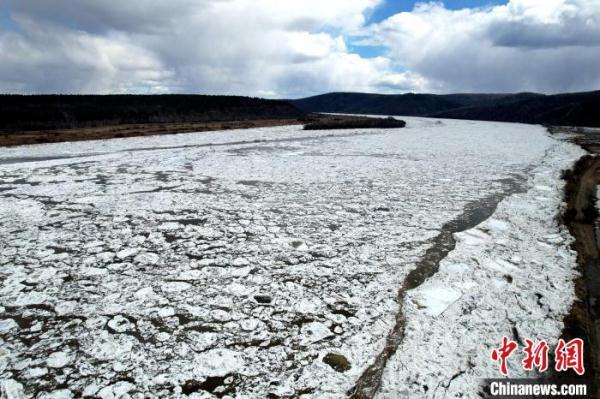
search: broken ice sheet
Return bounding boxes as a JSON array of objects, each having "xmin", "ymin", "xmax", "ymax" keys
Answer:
[{"xmin": 0, "ymin": 118, "xmax": 582, "ymax": 397}]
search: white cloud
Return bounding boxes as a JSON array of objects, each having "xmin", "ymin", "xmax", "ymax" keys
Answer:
[
  {"xmin": 0, "ymin": 0, "xmax": 598, "ymax": 95},
  {"xmin": 366, "ymin": 0, "xmax": 600, "ymax": 93},
  {"xmin": 3, "ymin": 0, "xmax": 426, "ymax": 96},
  {"xmin": 0, "ymin": 16, "xmax": 171, "ymax": 94}
]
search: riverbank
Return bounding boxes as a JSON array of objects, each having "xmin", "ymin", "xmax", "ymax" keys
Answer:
[
  {"xmin": 552, "ymin": 128, "xmax": 600, "ymax": 397},
  {"xmin": 0, "ymin": 119, "xmax": 304, "ymax": 147},
  {"xmin": 0, "ymin": 114, "xmax": 408, "ymax": 147}
]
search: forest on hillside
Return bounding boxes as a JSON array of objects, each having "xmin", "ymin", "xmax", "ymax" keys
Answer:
[{"xmin": 0, "ymin": 95, "xmax": 305, "ymax": 132}]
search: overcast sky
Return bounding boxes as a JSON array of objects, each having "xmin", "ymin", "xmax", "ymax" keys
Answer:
[{"xmin": 1, "ymin": 0, "xmax": 599, "ymax": 97}]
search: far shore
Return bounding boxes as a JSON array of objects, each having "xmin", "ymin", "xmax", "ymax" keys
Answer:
[
  {"xmin": 0, "ymin": 114, "xmax": 407, "ymax": 147},
  {"xmin": 0, "ymin": 119, "xmax": 304, "ymax": 147}
]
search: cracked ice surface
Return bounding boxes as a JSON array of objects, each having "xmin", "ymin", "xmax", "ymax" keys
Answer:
[
  {"xmin": 376, "ymin": 142, "xmax": 586, "ymax": 398},
  {"xmin": 0, "ymin": 118, "xmax": 574, "ymax": 398}
]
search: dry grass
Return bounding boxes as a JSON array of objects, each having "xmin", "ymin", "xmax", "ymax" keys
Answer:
[
  {"xmin": 0, "ymin": 119, "xmax": 303, "ymax": 147},
  {"xmin": 0, "ymin": 114, "xmax": 404, "ymax": 147}
]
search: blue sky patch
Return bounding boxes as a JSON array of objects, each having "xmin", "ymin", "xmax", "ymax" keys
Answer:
[
  {"xmin": 0, "ymin": 2, "xmax": 19, "ymax": 32},
  {"xmin": 367, "ymin": 0, "xmax": 508, "ymax": 23}
]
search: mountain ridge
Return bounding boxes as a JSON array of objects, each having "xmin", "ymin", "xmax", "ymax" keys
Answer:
[{"xmin": 290, "ymin": 90, "xmax": 600, "ymax": 127}]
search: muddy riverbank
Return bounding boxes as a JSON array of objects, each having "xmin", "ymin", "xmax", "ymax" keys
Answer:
[
  {"xmin": 0, "ymin": 114, "xmax": 405, "ymax": 147},
  {"xmin": 0, "ymin": 119, "xmax": 304, "ymax": 147},
  {"xmin": 555, "ymin": 147, "xmax": 600, "ymax": 397}
]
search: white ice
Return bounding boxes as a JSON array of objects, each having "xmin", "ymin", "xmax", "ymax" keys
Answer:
[{"xmin": 0, "ymin": 117, "xmax": 584, "ymax": 398}]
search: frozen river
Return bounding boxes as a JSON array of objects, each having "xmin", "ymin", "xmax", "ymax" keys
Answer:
[{"xmin": 0, "ymin": 118, "xmax": 585, "ymax": 398}]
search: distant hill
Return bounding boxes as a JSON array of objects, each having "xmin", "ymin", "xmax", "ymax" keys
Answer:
[
  {"xmin": 290, "ymin": 91, "xmax": 600, "ymax": 127},
  {"xmin": 0, "ymin": 94, "xmax": 305, "ymax": 132}
]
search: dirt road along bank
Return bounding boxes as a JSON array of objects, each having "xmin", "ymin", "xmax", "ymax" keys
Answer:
[{"xmin": 553, "ymin": 126, "xmax": 600, "ymax": 397}]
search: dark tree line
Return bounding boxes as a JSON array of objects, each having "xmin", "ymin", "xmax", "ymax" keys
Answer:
[
  {"xmin": 292, "ymin": 90, "xmax": 600, "ymax": 127},
  {"xmin": 304, "ymin": 116, "xmax": 406, "ymax": 130},
  {"xmin": 0, "ymin": 95, "xmax": 305, "ymax": 132}
]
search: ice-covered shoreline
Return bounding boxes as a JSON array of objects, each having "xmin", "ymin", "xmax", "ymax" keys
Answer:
[{"xmin": 377, "ymin": 141, "xmax": 586, "ymax": 398}]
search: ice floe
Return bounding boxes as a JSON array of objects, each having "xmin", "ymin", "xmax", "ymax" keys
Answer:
[
  {"xmin": 377, "ymin": 141, "xmax": 585, "ymax": 398},
  {"xmin": 0, "ymin": 118, "xmax": 584, "ymax": 397}
]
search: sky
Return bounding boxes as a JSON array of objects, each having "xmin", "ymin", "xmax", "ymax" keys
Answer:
[{"xmin": 1, "ymin": 0, "xmax": 599, "ymax": 97}]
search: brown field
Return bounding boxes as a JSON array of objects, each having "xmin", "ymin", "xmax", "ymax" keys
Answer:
[{"xmin": 0, "ymin": 119, "xmax": 304, "ymax": 147}]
